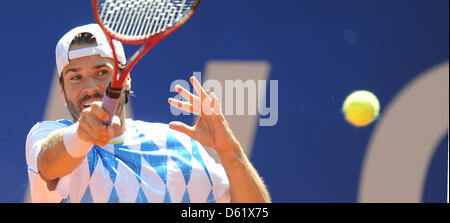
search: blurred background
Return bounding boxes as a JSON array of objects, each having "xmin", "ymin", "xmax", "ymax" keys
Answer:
[{"xmin": 0, "ymin": 0, "xmax": 448, "ymax": 202}]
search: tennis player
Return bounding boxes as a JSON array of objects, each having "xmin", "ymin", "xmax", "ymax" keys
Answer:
[{"xmin": 25, "ymin": 24, "xmax": 270, "ymax": 203}]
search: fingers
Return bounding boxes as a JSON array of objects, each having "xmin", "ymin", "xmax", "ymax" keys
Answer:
[
  {"xmin": 175, "ymin": 84, "xmax": 196, "ymax": 104},
  {"xmin": 168, "ymin": 121, "xmax": 195, "ymax": 138},
  {"xmin": 209, "ymin": 92, "xmax": 224, "ymax": 119},
  {"xmin": 169, "ymin": 92, "xmax": 223, "ymax": 117},
  {"xmin": 202, "ymin": 92, "xmax": 223, "ymax": 117},
  {"xmin": 190, "ymin": 76, "xmax": 207, "ymax": 99},
  {"xmin": 78, "ymin": 101, "xmax": 117, "ymax": 146},
  {"xmin": 202, "ymin": 93, "xmax": 214, "ymax": 115},
  {"xmin": 189, "ymin": 76, "xmax": 222, "ymax": 116},
  {"xmin": 170, "ymin": 76, "xmax": 223, "ymax": 118},
  {"xmin": 90, "ymin": 101, "xmax": 110, "ymax": 122},
  {"xmin": 77, "ymin": 126, "xmax": 109, "ymax": 146},
  {"xmin": 168, "ymin": 98, "xmax": 201, "ymax": 115}
]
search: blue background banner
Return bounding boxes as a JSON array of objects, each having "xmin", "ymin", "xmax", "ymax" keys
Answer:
[{"xmin": 0, "ymin": 0, "xmax": 448, "ymax": 202}]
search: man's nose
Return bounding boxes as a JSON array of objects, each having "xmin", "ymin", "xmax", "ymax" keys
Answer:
[{"xmin": 82, "ymin": 76, "xmax": 102, "ymax": 95}]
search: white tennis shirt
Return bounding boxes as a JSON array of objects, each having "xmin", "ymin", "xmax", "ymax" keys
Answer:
[{"xmin": 26, "ymin": 119, "xmax": 230, "ymax": 203}]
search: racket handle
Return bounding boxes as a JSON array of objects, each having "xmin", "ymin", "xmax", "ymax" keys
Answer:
[{"xmin": 101, "ymin": 84, "xmax": 122, "ymax": 125}]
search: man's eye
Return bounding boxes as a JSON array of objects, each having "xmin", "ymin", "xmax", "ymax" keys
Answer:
[
  {"xmin": 98, "ymin": 70, "xmax": 110, "ymax": 76},
  {"xmin": 70, "ymin": 75, "xmax": 82, "ymax": 81}
]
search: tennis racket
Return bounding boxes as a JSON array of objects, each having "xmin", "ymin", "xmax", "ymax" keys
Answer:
[{"xmin": 93, "ymin": 0, "xmax": 202, "ymax": 125}]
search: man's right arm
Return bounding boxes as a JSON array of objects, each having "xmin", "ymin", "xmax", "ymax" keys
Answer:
[
  {"xmin": 36, "ymin": 102, "xmax": 121, "ymax": 190},
  {"xmin": 37, "ymin": 127, "xmax": 86, "ymax": 190}
]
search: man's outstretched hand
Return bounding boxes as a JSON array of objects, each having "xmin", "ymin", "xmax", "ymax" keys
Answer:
[
  {"xmin": 168, "ymin": 76, "xmax": 271, "ymax": 203},
  {"xmin": 168, "ymin": 76, "xmax": 239, "ymax": 155}
]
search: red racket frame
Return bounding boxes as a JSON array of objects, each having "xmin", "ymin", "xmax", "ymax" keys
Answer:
[{"xmin": 93, "ymin": 0, "xmax": 202, "ymax": 89}]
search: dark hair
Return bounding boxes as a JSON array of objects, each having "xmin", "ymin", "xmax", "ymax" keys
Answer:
[
  {"xmin": 69, "ymin": 32, "xmax": 98, "ymax": 49},
  {"xmin": 59, "ymin": 32, "xmax": 131, "ymax": 104}
]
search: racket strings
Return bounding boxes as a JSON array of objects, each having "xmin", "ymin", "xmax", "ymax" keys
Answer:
[{"xmin": 99, "ymin": 0, "xmax": 195, "ymax": 38}]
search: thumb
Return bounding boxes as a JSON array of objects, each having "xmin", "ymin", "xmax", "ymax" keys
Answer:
[{"xmin": 169, "ymin": 121, "xmax": 195, "ymax": 138}]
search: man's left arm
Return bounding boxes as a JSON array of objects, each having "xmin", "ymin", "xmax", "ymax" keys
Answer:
[
  {"xmin": 216, "ymin": 142, "xmax": 271, "ymax": 203},
  {"xmin": 168, "ymin": 76, "xmax": 271, "ymax": 203}
]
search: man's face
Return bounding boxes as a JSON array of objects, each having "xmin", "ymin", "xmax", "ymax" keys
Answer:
[{"xmin": 60, "ymin": 55, "xmax": 115, "ymax": 120}]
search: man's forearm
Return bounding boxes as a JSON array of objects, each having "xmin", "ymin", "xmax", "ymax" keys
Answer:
[
  {"xmin": 218, "ymin": 144, "xmax": 271, "ymax": 203},
  {"xmin": 37, "ymin": 128, "xmax": 85, "ymax": 181}
]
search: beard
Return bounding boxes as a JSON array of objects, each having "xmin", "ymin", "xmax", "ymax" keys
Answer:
[{"xmin": 65, "ymin": 89, "xmax": 127, "ymax": 122}]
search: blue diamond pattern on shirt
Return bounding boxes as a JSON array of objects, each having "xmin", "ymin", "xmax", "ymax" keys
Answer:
[
  {"xmin": 86, "ymin": 149, "xmax": 98, "ymax": 177},
  {"xmin": 114, "ymin": 142, "xmax": 142, "ymax": 183},
  {"xmin": 108, "ymin": 187, "xmax": 120, "ymax": 203},
  {"xmin": 206, "ymin": 189, "xmax": 216, "ymax": 203},
  {"xmin": 57, "ymin": 119, "xmax": 73, "ymax": 126},
  {"xmin": 163, "ymin": 187, "xmax": 171, "ymax": 203},
  {"xmin": 135, "ymin": 187, "xmax": 148, "ymax": 203},
  {"xmin": 166, "ymin": 133, "xmax": 192, "ymax": 185},
  {"xmin": 191, "ymin": 139, "xmax": 213, "ymax": 186},
  {"xmin": 52, "ymin": 121, "xmax": 229, "ymax": 203},
  {"xmin": 81, "ymin": 186, "xmax": 93, "ymax": 203},
  {"xmin": 181, "ymin": 189, "xmax": 190, "ymax": 203},
  {"xmin": 96, "ymin": 147, "xmax": 119, "ymax": 183},
  {"xmin": 140, "ymin": 137, "xmax": 168, "ymax": 184}
]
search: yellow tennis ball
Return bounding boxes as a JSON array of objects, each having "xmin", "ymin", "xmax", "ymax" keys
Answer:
[{"xmin": 342, "ymin": 90, "xmax": 380, "ymax": 127}]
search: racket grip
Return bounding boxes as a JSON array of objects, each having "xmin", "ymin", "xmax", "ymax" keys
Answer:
[{"xmin": 101, "ymin": 84, "xmax": 122, "ymax": 125}]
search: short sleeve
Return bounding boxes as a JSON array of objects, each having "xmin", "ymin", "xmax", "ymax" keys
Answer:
[{"xmin": 25, "ymin": 120, "xmax": 73, "ymax": 203}]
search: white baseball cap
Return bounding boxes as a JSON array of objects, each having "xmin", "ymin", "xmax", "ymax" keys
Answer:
[{"xmin": 55, "ymin": 24, "xmax": 126, "ymax": 76}]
